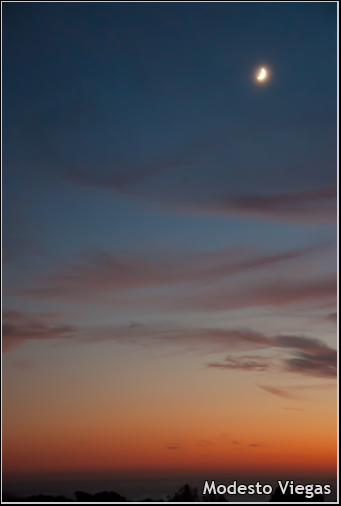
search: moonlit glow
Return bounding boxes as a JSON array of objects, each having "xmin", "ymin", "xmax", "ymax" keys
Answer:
[{"xmin": 257, "ymin": 68, "xmax": 266, "ymax": 80}]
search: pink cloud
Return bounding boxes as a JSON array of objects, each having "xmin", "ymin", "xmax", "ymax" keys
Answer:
[
  {"xmin": 257, "ymin": 384, "xmax": 302, "ymax": 400},
  {"xmin": 8, "ymin": 244, "xmax": 334, "ymax": 315},
  {"xmin": 172, "ymin": 275, "xmax": 336, "ymax": 312},
  {"xmin": 2, "ymin": 310, "xmax": 76, "ymax": 353},
  {"xmin": 258, "ymin": 382, "xmax": 336, "ymax": 399}
]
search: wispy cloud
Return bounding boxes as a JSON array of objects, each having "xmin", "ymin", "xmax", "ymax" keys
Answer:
[
  {"xmin": 67, "ymin": 155, "xmax": 336, "ymax": 224},
  {"xmin": 230, "ymin": 440, "xmax": 261, "ymax": 447},
  {"xmin": 2, "ymin": 310, "xmax": 76, "ymax": 353},
  {"xmin": 206, "ymin": 334, "xmax": 337, "ymax": 379},
  {"xmin": 3, "ymin": 311, "xmax": 336, "ymax": 380},
  {"xmin": 189, "ymin": 186, "xmax": 337, "ymax": 224},
  {"xmin": 174, "ymin": 275, "xmax": 336, "ymax": 312},
  {"xmin": 73, "ymin": 322, "xmax": 338, "ymax": 380},
  {"xmin": 258, "ymin": 382, "xmax": 336, "ymax": 399},
  {"xmin": 68, "ymin": 157, "xmax": 191, "ymax": 193},
  {"xmin": 257, "ymin": 385, "xmax": 300, "ymax": 400},
  {"xmin": 8, "ymin": 244, "xmax": 335, "ymax": 315},
  {"xmin": 196, "ymin": 439, "xmax": 214, "ymax": 447},
  {"xmin": 208, "ymin": 355, "xmax": 270, "ymax": 372}
]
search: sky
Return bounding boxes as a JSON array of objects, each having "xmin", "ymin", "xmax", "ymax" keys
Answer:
[{"xmin": 2, "ymin": 1, "xmax": 338, "ymax": 501}]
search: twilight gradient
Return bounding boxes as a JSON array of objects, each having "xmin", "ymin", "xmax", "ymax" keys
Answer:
[{"xmin": 2, "ymin": 2, "xmax": 337, "ymax": 500}]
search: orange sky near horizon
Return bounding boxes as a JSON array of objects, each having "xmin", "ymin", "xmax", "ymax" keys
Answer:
[{"xmin": 3, "ymin": 339, "xmax": 337, "ymax": 479}]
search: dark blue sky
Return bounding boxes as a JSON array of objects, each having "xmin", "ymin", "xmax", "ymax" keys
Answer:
[
  {"xmin": 4, "ymin": 2, "xmax": 336, "ymax": 186},
  {"xmin": 3, "ymin": 2, "xmax": 337, "ymax": 262}
]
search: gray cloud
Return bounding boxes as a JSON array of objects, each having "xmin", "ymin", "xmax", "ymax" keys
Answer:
[
  {"xmin": 207, "ymin": 334, "xmax": 336, "ymax": 379},
  {"xmin": 3, "ymin": 311, "xmax": 336, "ymax": 380},
  {"xmin": 208, "ymin": 355, "xmax": 270, "ymax": 372},
  {"xmin": 283, "ymin": 353, "xmax": 336, "ymax": 378}
]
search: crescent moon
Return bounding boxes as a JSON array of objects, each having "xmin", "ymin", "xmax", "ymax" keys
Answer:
[{"xmin": 257, "ymin": 68, "xmax": 266, "ymax": 80}]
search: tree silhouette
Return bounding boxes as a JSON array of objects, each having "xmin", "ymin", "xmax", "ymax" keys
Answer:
[
  {"xmin": 202, "ymin": 491, "xmax": 228, "ymax": 502},
  {"xmin": 170, "ymin": 484, "xmax": 200, "ymax": 502}
]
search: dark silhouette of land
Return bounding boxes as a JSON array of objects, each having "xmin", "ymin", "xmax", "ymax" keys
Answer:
[
  {"xmin": 2, "ymin": 492, "xmax": 72, "ymax": 502},
  {"xmin": 2, "ymin": 482, "xmax": 327, "ymax": 502},
  {"xmin": 75, "ymin": 490, "xmax": 127, "ymax": 502}
]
